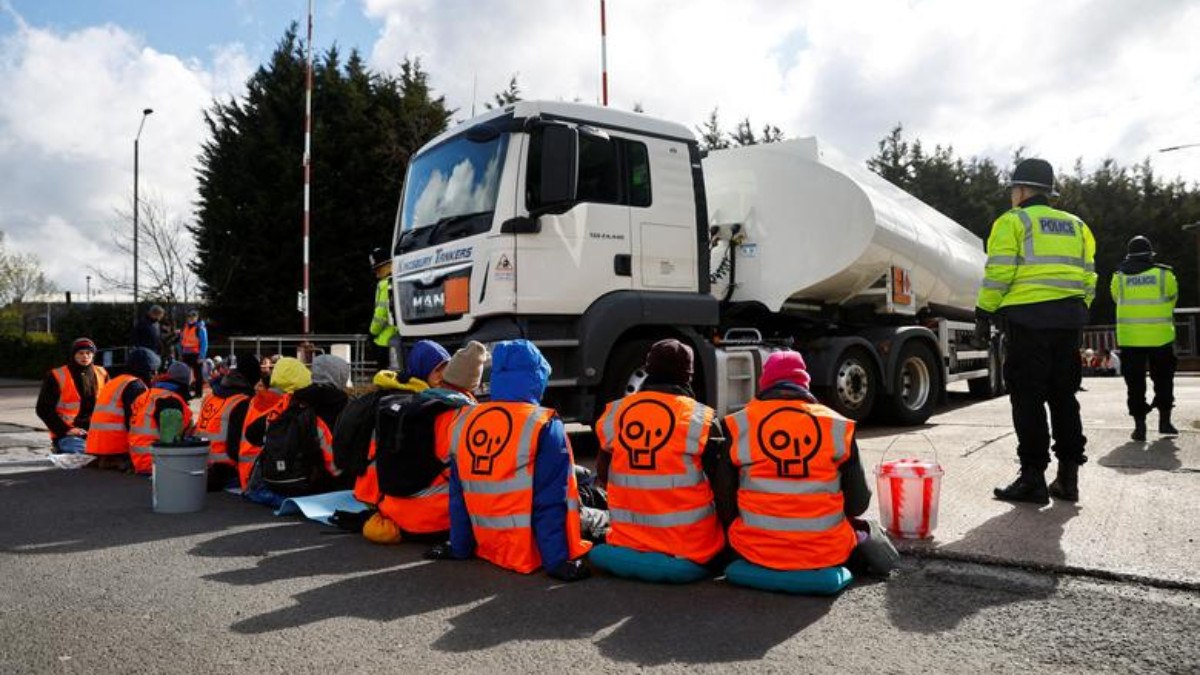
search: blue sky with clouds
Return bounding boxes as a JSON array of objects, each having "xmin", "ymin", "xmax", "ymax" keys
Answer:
[{"xmin": 2, "ymin": 0, "xmax": 1199, "ymax": 298}]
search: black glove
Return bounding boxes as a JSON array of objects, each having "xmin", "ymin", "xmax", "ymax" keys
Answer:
[
  {"xmin": 973, "ymin": 311, "xmax": 991, "ymax": 349},
  {"xmin": 329, "ymin": 508, "xmax": 374, "ymax": 533},
  {"xmin": 424, "ymin": 542, "xmax": 460, "ymax": 561},
  {"xmin": 547, "ymin": 558, "xmax": 592, "ymax": 582}
]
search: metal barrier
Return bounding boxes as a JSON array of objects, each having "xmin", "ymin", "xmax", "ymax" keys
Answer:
[
  {"xmin": 225, "ymin": 334, "xmax": 376, "ymax": 386},
  {"xmin": 1082, "ymin": 308, "xmax": 1199, "ymax": 358}
]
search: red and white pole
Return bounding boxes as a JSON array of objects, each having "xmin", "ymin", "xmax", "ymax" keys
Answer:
[
  {"xmin": 600, "ymin": 0, "xmax": 608, "ymax": 106},
  {"xmin": 302, "ymin": 0, "xmax": 314, "ymax": 334}
]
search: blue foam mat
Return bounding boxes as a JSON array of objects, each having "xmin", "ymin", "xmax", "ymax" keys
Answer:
[{"xmin": 274, "ymin": 490, "xmax": 368, "ymax": 526}]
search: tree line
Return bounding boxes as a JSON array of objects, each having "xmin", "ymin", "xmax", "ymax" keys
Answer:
[{"xmin": 185, "ymin": 25, "xmax": 1198, "ymax": 335}]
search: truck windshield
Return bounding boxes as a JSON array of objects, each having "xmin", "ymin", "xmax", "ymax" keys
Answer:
[{"xmin": 399, "ymin": 133, "xmax": 509, "ymax": 233}]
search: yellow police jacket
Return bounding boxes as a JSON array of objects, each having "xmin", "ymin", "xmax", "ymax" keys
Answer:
[{"xmin": 976, "ymin": 204, "xmax": 1096, "ymax": 313}]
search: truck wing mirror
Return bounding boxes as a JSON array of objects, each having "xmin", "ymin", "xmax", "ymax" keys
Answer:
[{"xmin": 536, "ymin": 124, "xmax": 578, "ymax": 212}]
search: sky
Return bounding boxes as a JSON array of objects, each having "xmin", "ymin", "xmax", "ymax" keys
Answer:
[{"xmin": 2, "ymin": 0, "xmax": 1199, "ymax": 299}]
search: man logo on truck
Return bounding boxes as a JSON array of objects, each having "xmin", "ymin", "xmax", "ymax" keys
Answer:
[
  {"xmin": 757, "ymin": 407, "xmax": 823, "ymax": 478},
  {"xmin": 617, "ymin": 399, "xmax": 676, "ymax": 470}
]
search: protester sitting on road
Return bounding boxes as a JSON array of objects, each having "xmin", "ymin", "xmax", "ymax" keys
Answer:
[
  {"xmin": 194, "ymin": 352, "xmax": 259, "ymax": 491},
  {"xmin": 358, "ymin": 341, "xmax": 485, "ymax": 544},
  {"xmin": 128, "ymin": 362, "xmax": 194, "ymax": 474},
  {"xmin": 594, "ymin": 339, "xmax": 729, "ymax": 570},
  {"xmin": 721, "ymin": 350, "xmax": 897, "ymax": 577},
  {"xmin": 345, "ymin": 340, "xmax": 451, "ymax": 508},
  {"xmin": 85, "ymin": 347, "xmax": 158, "ymax": 470},
  {"xmin": 428, "ymin": 340, "xmax": 594, "ymax": 581},
  {"xmin": 1096, "ymin": 347, "xmax": 1120, "ymax": 377},
  {"xmin": 239, "ymin": 357, "xmax": 310, "ymax": 492},
  {"xmin": 37, "ymin": 337, "xmax": 110, "ymax": 455},
  {"xmin": 284, "ymin": 354, "xmax": 353, "ymax": 489}
]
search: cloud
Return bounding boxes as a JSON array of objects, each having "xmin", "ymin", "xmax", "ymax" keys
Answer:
[
  {"xmin": 364, "ymin": 0, "xmax": 1200, "ymax": 184},
  {"xmin": 0, "ymin": 17, "xmax": 253, "ymax": 294}
]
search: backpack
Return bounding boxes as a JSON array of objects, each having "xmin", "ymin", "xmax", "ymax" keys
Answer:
[
  {"xmin": 257, "ymin": 402, "xmax": 329, "ymax": 496},
  {"xmin": 332, "ymin": 390, "xmax": 388, "ymax": 477},
  {"xmin": 376, "ymin": 394, "xmax": 459, "ymax": 497}
]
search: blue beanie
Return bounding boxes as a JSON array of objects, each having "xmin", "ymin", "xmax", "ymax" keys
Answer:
[
  {"xmin": 405, "ymin": 340, "xmax": 451, "ymax": 381},
  {"xmin": 126, "ymin": 348, "xmax": 161, "ymax": 380}
]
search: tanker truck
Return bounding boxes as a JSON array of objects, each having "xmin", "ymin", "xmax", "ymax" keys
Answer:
[{"xmin": 389, "ymin": 100, "xmax": 1001, "ymax": 425}]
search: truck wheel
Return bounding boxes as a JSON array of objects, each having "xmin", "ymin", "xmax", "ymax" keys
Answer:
[
  {"xmin": 880, "ymin": 341, "xmax": 941, "ymax": 425},
  {"xmin": 825, "ymin": 347, "xmax": 878, "ymax": 422},
  {"xmin": 595, "ymin": 338, "xmax": 654, "ymax": 419}
]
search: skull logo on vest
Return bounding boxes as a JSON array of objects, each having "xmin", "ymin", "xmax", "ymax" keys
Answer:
[
  {"xmin": 617, "ymin": 399, "xmax": 676, "ymax": 470},
  {"xmin": 757, "ymin": 407, "xmax": 823, "ymax": 478},
  {"xmin": 196, "ymin": 397, "xmax": 222, "ymax": 430},
  {"xmin": 465, "ymin": 407, "xmax": 514, "ymax": 475}
]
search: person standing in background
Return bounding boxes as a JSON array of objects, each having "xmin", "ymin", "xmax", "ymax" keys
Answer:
[{"xmin": 180, "ymin": 309, "xmax": 209, "ymax": 398}]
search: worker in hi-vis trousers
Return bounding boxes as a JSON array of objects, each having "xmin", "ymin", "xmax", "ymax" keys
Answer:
[
  {"xmin": 369, "ymin": 247, "xmax": 398, "ymax": 371},
  {"xmin": 975, "ymin": 158, "xmax": 1096, "ymax": 505},
  {"xmin": 1111, "ymin": 235, "xmax": 1179, "ymax": 441}
]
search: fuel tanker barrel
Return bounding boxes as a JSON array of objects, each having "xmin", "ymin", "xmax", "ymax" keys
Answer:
[{"xmin": 703, "ymin": 138, "xmax": 986, "ymax": 315}]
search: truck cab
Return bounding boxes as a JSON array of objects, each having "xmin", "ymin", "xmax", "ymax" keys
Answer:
[{"xmin": 392, "ymin": 102, "xmax": 718, "ymax": 421}]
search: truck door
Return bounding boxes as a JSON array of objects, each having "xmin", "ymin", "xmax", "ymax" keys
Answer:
[
  {"xmin": 514, "ymin": 129, "xmax": 633, "ymax": 315},
  {"xmin": 630, "ymin": 137, "xmax": 698, "ymax": 292}
]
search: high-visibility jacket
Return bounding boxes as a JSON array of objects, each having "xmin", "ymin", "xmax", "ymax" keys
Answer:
[
  {"xmin": 237, "ymin": 389, "xmax": 286, "ymax": 490},
  {"xmin": 195, "ymin": 392, "xmax": 250, "ymax": 467},
  {"xmin": 595, "ymin": 391, "xmax": 724, "ymax": 564},
  {"xmin": 85, "ymin": 374, "xmax": 141, "ymax": 455},
  {"xmin": 48, "ymin": 365, "xmax": 109, "ymax": 439},
  {"xmin": 976, "ymin": 204, "xmax": 1097, "ymax": 313},
  {"xmin": 369, "ymin": 277, "xmax": 397, "ymax": 347},
  {"xmin": 450, "ymin": 402, "xmax": 591, "ymax": 574},
  {"xmin": 180, "ymin": 323, "xmax": 202, "ymax": 354},
  {"xmin": 128, "ymin": 388, "xmax": 193, "ymax": 475},
  {"xmin": 376, "ymin": 411, "xmax": 456, "ymax": 534},
  {"xmin": 1111, "ymin": 266, "xmax": 1178, "ymax": 348},
  {"xmin": 723, "ymin": 399, "xmax": 857, "ymax": 570}
]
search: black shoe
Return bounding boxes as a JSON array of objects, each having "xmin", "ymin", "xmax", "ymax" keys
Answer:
[
  {"xmin": 1132, "ymin": 416, "xmax": 1147, "ymax": 442},
  {"xmin": 993, "ymin": 470, "xmax": 1049, "ymax": 505},
  {"xmin": 1159, "ymin": 411, "xmax": 1179, "ymax": 436},
  {"xmin": 1048, "ymin": 463, "xmax": 1079, "ymax": 502}
]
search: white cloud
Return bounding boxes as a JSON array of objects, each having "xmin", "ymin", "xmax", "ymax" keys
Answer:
[
  {"xmin": 0, "ymin": 17, "xmax": 253, "ymax": 295},
  {"xmin": 364, "ymin": 0, "xmax": 1200, "ymax": 186}
]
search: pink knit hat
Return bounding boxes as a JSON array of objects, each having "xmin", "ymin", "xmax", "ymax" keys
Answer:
[{"xmin": 759, "ymin": 350, "xmax": 811, "ymax": 391}]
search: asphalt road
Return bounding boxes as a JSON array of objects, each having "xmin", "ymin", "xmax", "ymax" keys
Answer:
[{"xmin": 1, "ymin": 467, "xmax": 1197, "ymax": 674}]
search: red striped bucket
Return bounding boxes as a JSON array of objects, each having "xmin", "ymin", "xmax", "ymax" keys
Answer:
[{"xmin": 876, "ymin": 458, "xmax": 943, "ymax": 539}]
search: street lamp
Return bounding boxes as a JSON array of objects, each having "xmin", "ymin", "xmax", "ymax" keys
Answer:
[
  {"xmin": 134, "ymin": 107, "xmax": 153, "ymax": 314},
  {"xmin": 1159, "ymin": 143, "xmax": 1200, "ymax": 153}
]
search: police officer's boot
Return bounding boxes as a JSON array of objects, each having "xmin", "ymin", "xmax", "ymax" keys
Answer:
[
  {"xmin": 993, "ymin": 469, "xmax": 1049, "ymax": 505},
  {"xmin": 1159, "ymin": 409, "xmax": 1179, "ymax": 436},
  {"xmin": 1131, "ymin": 416, "xmax": 1147, "ymax": 442},
  {"xmin": 1048, "ymin": 462, "xmax": 1079, "ymax": 502}
]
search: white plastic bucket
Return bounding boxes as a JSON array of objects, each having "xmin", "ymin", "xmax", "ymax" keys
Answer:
[
  {"xmin": 151, "ymin": 442, "xmax": 210, "ymax": 514},
  {"xmin": 876, "ymin": 457, "xmax": 943, "ymax": 539}
]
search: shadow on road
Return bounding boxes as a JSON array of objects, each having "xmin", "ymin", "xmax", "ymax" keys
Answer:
[
  {"xmin": 1098, "ymin": 438, "xmax": 1181, "ymax": 474},
  {"xmin": 190, "ymin": 524, "xmax": 401, "ymax": 585},
  {"xmin": 885, "ymin": 500, "xmax": 1080, "ymax": 633}
]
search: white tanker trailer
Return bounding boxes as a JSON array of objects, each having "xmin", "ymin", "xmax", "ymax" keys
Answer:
[{"xmin": 391, "ymin": 101, "xmax": 1001, "ymax": 425}]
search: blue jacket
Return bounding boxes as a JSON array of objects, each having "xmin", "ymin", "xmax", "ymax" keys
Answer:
[{"xmin": 448, "ymin": 340, "xmax": 577, "ymax": 571}]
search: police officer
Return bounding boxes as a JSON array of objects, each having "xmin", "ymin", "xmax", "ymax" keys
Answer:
[
  {"xmin": 1111, "ymin": 235, "xmax": 1179, "ymax": 440},
  {"xmin": 975, "ymin": 158, "xmax": 1096, "ymax": 504},
  {"xmin": 368, "ymin": 247, "xmax": 398, "ymax": 370}
]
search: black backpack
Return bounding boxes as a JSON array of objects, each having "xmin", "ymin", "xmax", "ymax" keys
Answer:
[
  {"xmin": 376, "ymin": 395, "xmax": 460, "ymax": 497},
  {"xmin": 332, "ymin": 390, "xmax": 388, "ymax": 477},
  {"xmin": 258, "ymin": 402, "xmax": 329, "ymax": 496}
]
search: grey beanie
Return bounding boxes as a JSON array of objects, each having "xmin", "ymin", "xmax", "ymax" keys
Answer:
[
  {"xmin": 311, "ymin": 354, "xmax": 351, "ymax": 388},
  {"xmin": 166, "ymin": 361, "xmax": 192, "ymax": 387}
]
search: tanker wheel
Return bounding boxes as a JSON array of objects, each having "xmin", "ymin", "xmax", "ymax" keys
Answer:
[
  {"xmin": 825, "ymin": 347, "xmax": 878, "ymax": 422},
  {"xmin": 880, "ymin": 341, "xmax": 941, "ymax": 425},
  {"xmin": 593, "ymin": 338, "xmax": 655, "ymax": 422}
]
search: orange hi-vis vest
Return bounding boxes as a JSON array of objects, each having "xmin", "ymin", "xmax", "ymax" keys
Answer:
[
  {"xmin": 353, "ymin": 437, "xmax": 382, "ymax": 505},
  {"xmin": 49, "ymin": 365, "xmax": 108, "ymax": 439},
  {"xmin": 375, "ymin": 410, "xmax": 455, "ymax": 535},
  {"xmin": 450, "ymin": 402, "xmax": 592, "ymax": 574},
  {"xmin": 195, "ymin": 392, "xmax": 250, "ymax": 467},
  {"xmin": 128, "ymin": 388, "xmax": 193, "ymax": 475},
  {"xmin": 237, "ymin": 389, "xmax": 286, "ymax": 490},
  {"xmin": 723, "ymin": 398, "xmax": 857, "ymax": 570},
  {"xmin": 85, "ymin": 374, "xmax": 140, "ymax": 455},
  {"xmin": 595, "ymin": 391, "xmax": 724, "ymax": 564},
  {"xmin": 180, "ymin": 323, "xmax": 201, "ymax": 354}
]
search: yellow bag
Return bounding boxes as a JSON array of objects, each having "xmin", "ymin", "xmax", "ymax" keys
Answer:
[{"xmin": 362, "ymin": 512, "xmax": 403, "ymax": 545}]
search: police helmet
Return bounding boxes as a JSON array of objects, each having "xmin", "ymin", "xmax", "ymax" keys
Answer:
[
  {"xmin": 1007, "ymin": 158, "xmax": 1057, "ymax": 195},
  {"xmin": 1127, "ymin": 235, "xmax": 1154, "ymax": 257},
  {"xmin": 369, "ymin": 247, "xmax": 389, "ymax": 270}
]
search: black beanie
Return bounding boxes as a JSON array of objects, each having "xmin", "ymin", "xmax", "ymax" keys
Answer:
[
  {"xmin": 644, "ymin": 339, "xmax": 694, "ymax": 386},
  {"xmin": 233, "ymin": 352, "xmax": 261, "ymax": 388}
]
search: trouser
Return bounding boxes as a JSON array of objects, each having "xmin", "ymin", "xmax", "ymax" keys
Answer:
[
  {"xmin": 1120, "ymin": 344, "xmax": 1177, "ymax": 417},
  {"xmin": 182, "ymin": 352, "xmax": 204, "ymax": 397},
  {"xmin": 373, "ymin": 344, "xmax": 392, "ymax": 372},
  {"xmin": 1004, "ymin": 323, "xmax": 1087, "ymax": 470}
]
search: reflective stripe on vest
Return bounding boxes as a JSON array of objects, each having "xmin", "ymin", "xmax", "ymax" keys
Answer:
[
  {"xmin": 609, "ymin": 504, "xmax": 716, "ymax": 527},
  {"xmin": 1115, "ymin": 268, "xmax": 1176, "ymax": 347},
  {"xmin": 51, "ymin": 366, "xmax": 81, "ymax": 426},
  {"xmin": 84, "ymin": 374, "xmax": 140, "ymax": 454},
  {"xmin": 739, "ymin": 510, "xmax": 846, "ymax": 532}
]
